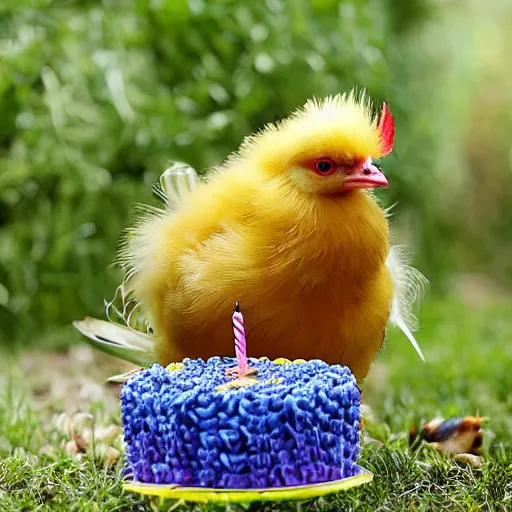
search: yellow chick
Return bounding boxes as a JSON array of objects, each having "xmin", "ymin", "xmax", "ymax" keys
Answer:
[{"xmin": 75, "ymin": 90, "xmax": 426, "ymax": 381}]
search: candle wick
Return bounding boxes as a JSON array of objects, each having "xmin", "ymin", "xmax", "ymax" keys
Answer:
[{"xmin": 235, "ymin": 301, "xmax": 240, "ymax": 313}]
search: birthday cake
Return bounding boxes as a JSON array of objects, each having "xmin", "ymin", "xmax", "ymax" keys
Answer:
[{"xmin": 121, "ymin": 357, "xmax": 361, "ymax": 489}]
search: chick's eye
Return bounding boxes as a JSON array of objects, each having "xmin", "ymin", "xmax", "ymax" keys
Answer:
[{"xmin": 314, "ymin": 159, "xmax": 335, "ymax": 175}]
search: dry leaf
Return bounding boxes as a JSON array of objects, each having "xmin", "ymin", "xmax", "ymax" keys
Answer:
[
  {"xmin": 453, "ymin": 453, "xmax": 484, "ymax": 467},
  {"xmin": 63, "ymin": 440, "xmax": 79, "ymax": 456},
  {"xmin": 39, "ymin": 444, "xmax": 58, "ymax": 458},
  {"xmin": 93, "ymin": 425, "xmax": 123, "ymax": 443},
  {"xmin": 95, "ymin": 444, "xmax": 121, "ymax": 467},
  {"xmin": 56, "ymin": 411, "xmax": 124, "ymax": 467}
]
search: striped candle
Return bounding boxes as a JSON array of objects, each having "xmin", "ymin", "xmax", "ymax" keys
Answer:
[{"xmin": 232, "ymin": 301, "xmax": 248, "ymax": 375}]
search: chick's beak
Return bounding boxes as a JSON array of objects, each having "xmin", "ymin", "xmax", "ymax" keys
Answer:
[{"xmin": 342, "ymin": 157, "xmax": 388, "ymax": 191}]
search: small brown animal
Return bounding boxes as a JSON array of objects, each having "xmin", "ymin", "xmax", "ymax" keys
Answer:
[{"xmin": 410, "ymin": 416, "xmax": 484, "ymax": 464}]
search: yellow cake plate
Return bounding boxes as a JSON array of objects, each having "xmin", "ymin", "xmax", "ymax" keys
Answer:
[{"xmin": 124, "ymin": 467, "xmax": 373, "ymax": 504}]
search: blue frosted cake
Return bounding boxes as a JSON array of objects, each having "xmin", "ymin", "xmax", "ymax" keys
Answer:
[{"xmin": 121, "ymin": 357, "xmax": 361, "ymax": 488}]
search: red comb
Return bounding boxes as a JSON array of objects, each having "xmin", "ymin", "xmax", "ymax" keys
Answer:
[{"xmin": 377, "ymin": 102, "xmax": 395, "ymax": 157}]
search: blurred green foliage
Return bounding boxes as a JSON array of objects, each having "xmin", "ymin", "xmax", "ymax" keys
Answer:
[{"xmin": 0, "ymin": 0, "xmax": 491, "ymax": 343}]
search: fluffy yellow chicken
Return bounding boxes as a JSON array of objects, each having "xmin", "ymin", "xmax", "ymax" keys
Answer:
[{"xmin": 75, "ymin": 90, "xmax": 426, "ymax": 381}]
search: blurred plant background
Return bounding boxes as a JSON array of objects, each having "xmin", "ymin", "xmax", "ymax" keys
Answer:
[{"xmin": 0, "ymin": 0, "xmax": 510, "ymax": 346}]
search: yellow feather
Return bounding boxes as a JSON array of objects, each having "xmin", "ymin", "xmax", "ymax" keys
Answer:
[{"xmin": 122, "ymin": 90, "xmax": 397, "ymax": 380}]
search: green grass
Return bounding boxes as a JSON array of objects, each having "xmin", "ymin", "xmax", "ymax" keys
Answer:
[{"xmin": 1, "ymin": 295, "xmax": 512, "ymax": 511}]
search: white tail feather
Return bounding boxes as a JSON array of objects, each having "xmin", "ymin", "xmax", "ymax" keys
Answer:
[
  {"xmin": 74, "ymin": 317, "xmax": 154, "ymax": 351},
  {"xmin": 156, "ymin": 162, "xmax": 198, "ymax": 209},
  {"xmin": 386, "ymin": 245, "xmax": 428, "ymax": 361},
  {"xmin": 73, "ymin": 317, "xmax": 155, "ymax": 365}
]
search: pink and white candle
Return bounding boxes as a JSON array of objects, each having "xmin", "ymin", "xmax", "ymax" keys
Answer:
[{"xmin": 232, "ymin": 301, "xmax": 248, "ymax": 375}]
